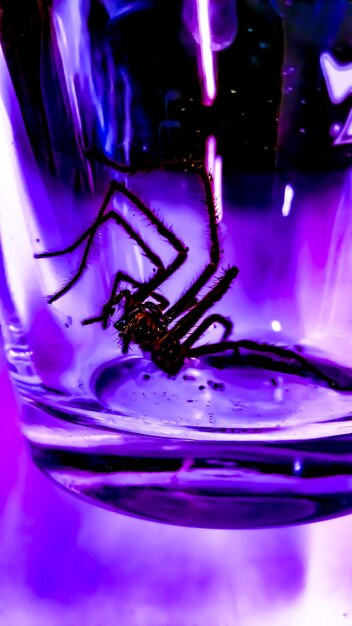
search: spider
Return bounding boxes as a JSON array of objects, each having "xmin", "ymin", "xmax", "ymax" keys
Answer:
[{"xmin": 34, "ymin": 153, "xmax": 344, "ymax": 388}]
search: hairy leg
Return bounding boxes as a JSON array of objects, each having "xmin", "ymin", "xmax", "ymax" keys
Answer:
[
  {"xmin": 181, "ymin": 313, "xmax": 233, "ymax": 350},
  {"xmin": 37, "ymin": 206, "xmax": 164, "ymax": 304},
  {"xmin": 170, "ymin": 266, "xmax": 239, "ymax": 341},
  {"xmin": 35, "ymin": 178, "xmax": 188, "ymax": 307},
  {"xmin": 165, "ymin": 162, "xmax": 223, "ymax": 322},
  {"xmin": 82, "ymin": 271, "xmax": 169, "ymax": 328},
  {"xmin": 188, "ymin": 339, "xmax": 346, "ymax": 390}
]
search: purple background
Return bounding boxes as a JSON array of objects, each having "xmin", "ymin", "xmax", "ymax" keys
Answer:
[{"xmin": 1, "ymin": 349, "xmax": 352, "ymax": 626}]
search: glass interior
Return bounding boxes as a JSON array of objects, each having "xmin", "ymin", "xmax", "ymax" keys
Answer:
[{"xmin": 2, "ymin": 1, "xmax": 352, "ymax": 527}]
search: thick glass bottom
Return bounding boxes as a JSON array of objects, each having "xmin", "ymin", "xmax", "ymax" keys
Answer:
[{"xmin": 18, "ymin": 352, "xmax": 352, "ymax": 528}]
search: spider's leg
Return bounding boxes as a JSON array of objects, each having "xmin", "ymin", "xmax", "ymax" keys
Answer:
[
  {"xmin": 89, "ymin": 155, "xmax": 217, "ymax": 315},
  {"xmin": 107, "ymin": 183, "xmax": 188, "ymax": 306},
  {"xmin": 165, "ymin": 163, "xmax": 221, "ymax": 322},
  {"xmin": 87, "ymin": 177, "xmax": 187, "ymax": 310},
  {"xmin": 81, "ymin": 271, "xmax": 169, "ymax": 327},
  {"xmin": 80, "ymin": 176, "xmax": 188, "ymax": 305},
  {"xmin": 181, "ymin": 314, "xmax": 233, "ymax": 350},
  {"xmin": 83, "ymin": 288, "xmax": 135, "ymax": 353},
  {"xmin": 36, "ymin": 178, "xmax": 187, "ymax": 308},
  {"xmin": 34, "ymin": 225, "xmax": 97, "ymax": 259},
  {"xmin": 43, "ymin": 203, "xmax": 164, "ymax": 304},
  {"xmin": 139, "ymin": 289, "xmax": 169, "ymax": 309},
  {"xmin": 187, "ymin": 340, "xmax": 345, "ymax": 391},
  {"xmin": 170, "ymin": 266, "xmax": 239, "ymax": 341},
  {"xmin": 106, "ymin": 271, "xmax": 169, "ymax": 313},
  {"xmin": 119, "ymin": 290, "xmax": 135, "ymax": 354},
  {"xmin": 81, "ymin": 289, "xmax": 131, "ymax": 326},
  {"xmin": 34, "ymin": 176, "xmax": 122, "ymax": 261},
  {"xmin": 88, "ymin": 154, "xmax": 221, "ymax": 310}
]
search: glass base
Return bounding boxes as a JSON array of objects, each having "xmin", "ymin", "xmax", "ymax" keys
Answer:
[{"xmin": 19, "ymin": 355, "xmax": 352, "ymax": 528}]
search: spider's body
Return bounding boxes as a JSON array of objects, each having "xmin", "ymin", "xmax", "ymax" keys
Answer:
[
  {"xmin": 114, "ymin": 300, "xmax": 184, "ymax": 375},
  {"xmin": 116, "ymin": 301, "xmax": 167, "ymax": 350},
  {"xmin": 34, "ymin": 155, "xmax": 345, "ymax": 390}
]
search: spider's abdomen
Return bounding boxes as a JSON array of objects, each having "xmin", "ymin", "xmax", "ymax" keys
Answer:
[
  {"xmin": 151, "ymin": 335, "xmax": 184, "ymax": 376},
  {"xmin": 132, "ymin": 311, "xmax": 166, "ymax": 350},
  {"xmin": 116, "ymin": 302, "xmax": 184, "ymax": 374}
]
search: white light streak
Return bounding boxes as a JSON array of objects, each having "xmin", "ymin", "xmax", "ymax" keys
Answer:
[
  {"xmin": 205, "ymin": 134, "xmax": 216, "ymax": 173},
  {"xmin": 196, "ymin": 0, "xmax": 216, "ymax": 105},
  {"xmin": 0, "ymin": 46, "xmax": 44, "ymax": 324},
  {"xmin": 205, "ymin": 135, "xmax": 223, "ymax": 221},
  {"xmin": 214, "ymin": 155, "xmax": 223, "ymax": 222},
  {"xmin": 282, "ymin": 184, "xmax": 294, "ymax": 217}
]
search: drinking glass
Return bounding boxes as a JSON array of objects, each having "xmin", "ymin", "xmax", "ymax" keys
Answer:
[{"xmin": 1, "ymin": 0, "xmax": 352, "ymax": 528}]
